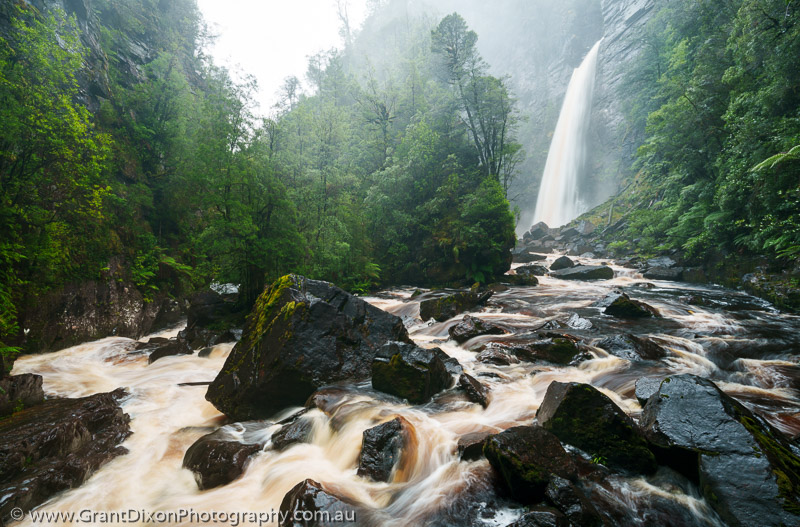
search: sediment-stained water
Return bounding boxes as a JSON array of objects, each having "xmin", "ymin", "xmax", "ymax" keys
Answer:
[{"xmin": 12, "ymin": 255, "xmax": 800, "ymax": 526}]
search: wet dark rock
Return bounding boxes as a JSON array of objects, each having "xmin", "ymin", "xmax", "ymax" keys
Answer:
[
  {"xmin": 537, "ymin": 382, "xmax": 656, "ymax": 475},
  {"xmin": 513, "ymin": 335, "xmax": 583, "ymax": 365},
  {"xmin": 180, "ymin": 326, "xmax": 238, "ymax": 350},
  {"xmin": 550, "ymin": 256, "xmax": 575, "ymax": 271},
  {"xmin": 147, "ymin": 337, "xmax": 193, "ymax": 364},
  {"xmin": 271, "ymin": 417, "xmax": 314, "ymax": 451},
  {"xmin": 434, "ymin": 349, "xmax": 464, "ymax": 376},
  {"xmin": 550, "ymin": 265, "xmax": 614, "ymax": 281},
  {"xmin": 206, "ymin": 275, "xmax": 410, "ymax": 420},
  {"xmin": 357, "ymin": 417, "xmax": 409, "ymax": 482},
  {"xmin": 187, "ymin": 289, "xmax": 237, "ymax": 328},
  {"xmin": 596, "ymin": 334, "xmax": 667, "ymax": 362},
  {"xmin": 507, "ymin": 507, "xmax": 569, "ymax": 527},
  {"xmin": 13, "ymin": 269, "xmax": 169, "ymax": 353},
  {"xmin": 372, "ymin": 342, "xmax": 452, "ymax": 404},
  {"xmin": 279, "ymin": 479, "xmax": 359, "ymax": 527},
  {"xmin": 449, "ymin": 315, "xmax": 506, "ymax": 343},
  {"xmin": 641, "ymin": 374, "xmax": 800, "ymax": 527},
  {"xmin": 602, "ymin": 292, "xmax": 659, "ymax": 318},
  {"xmin": 476, "ymin": 346, "xmax": 520, "ymax": 366},
  {"xmin": 183, "ymin": 429, "xmax": 262, "ymax": 490},
  {"xmin": 517, "ymin": 264, "xmax": 549, "ymax": 276},
  {"xmin": 513, "ymin": 248, "xmax": 548, "ymax": 264},
  {"xmin": 483, "ymin": 425, "xmax": 577, "ymax": 504},
  {"xmin": 0, "ymin": 389, "xmax": 131, "ymax": 522},
  {"xmin": 419, "ymin": 290, "xmax": 494, "ymax": 322},
  {"xmin": 634, "ymin": 377, "xmax": 663, "ymax": 406},
  {"xmin": 643, "ymin": 267, "xmax": 684, "ymax": 281},
  {"xmin": 544, "ymin": 475, "xmax": 603, "ymax": 527},
  {"xmin": 458, "ymin": 431, "xmax": 492, "ymax": 461},
  {"xmin": 0, "ymin": 373, "xmax": 43, "ymax": 417},
  {"xmin": 459, "ymin": 373, "xmax": 490, "ymax": 408}
]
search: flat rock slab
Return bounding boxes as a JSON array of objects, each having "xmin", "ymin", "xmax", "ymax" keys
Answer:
[
  {"xmin": 0, "ymin": 389, "xmax": 131, "ymax": 523},
  {"xmin": 641, "ymin": 374, "xmax": 800, "ymax": 526},
  {"xmin": 550, "ymin": 266, "xmax": 614, "ymax": 281}
]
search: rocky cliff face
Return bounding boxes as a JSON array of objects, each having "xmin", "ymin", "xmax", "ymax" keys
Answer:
[
  {"xmin": 433, "ymin": 0, "xmax": 656, "ymax": 232},
  {"xmin": 589, "ymin": 0, "xmax": 656, "ymax": 202}
]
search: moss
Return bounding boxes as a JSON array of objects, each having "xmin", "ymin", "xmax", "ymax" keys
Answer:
[{"xmin": 736, "ymin": 412, "xmax": 800, "ymax": 514}]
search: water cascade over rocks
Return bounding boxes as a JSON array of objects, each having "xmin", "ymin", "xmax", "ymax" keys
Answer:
[{"xmin": 7, "ymin": 259, "xmax": 800, "ymax": 526}]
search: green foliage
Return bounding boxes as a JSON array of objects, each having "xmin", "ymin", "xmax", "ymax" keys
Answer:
[
  {"xmin": 607, "ymin": 0, "xmax": 800, "ymax": 263},
  {"xmin": 0, "ymin": 0, "xmax": 519, "ymax": 346}
]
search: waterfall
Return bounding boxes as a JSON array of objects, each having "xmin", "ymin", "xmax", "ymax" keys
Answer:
[{"xmin": 532, "ymin": 39, "xmax": 602, "ymax": 228}]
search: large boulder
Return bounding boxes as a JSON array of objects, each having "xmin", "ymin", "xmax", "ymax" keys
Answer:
[
  {"xmin": 0, "ymin": 373, "xmax": 44, "ymax": 417},
  {"xmin": 550, "ymin": 266, "xmax": 614, "ymax": 281},
  {"xmin": 537, "ymin": 382, "xmax": 656, "ymax": 475},
  {"xmin": 448, "ymin": 315, "xmax": 505, "ymax": 343},
  {"xmin": 549, "ymin": 256, "xmax": 575, "ymax": 271},
  {"xmin": 596, "ymin": 334, "xmax": 667, "ymax": 362},
  {"xmin": 279, "ymin": 479, "xmax": 359, "ymax": 527},
  {"xmin": 0, "ymin": 389, "xmax": 131, "ymax": 523},
  {"xmin": 483, "ymin": 426, "xmax": 577, "ymax": 504},
  {"xmin": 419, "ymin": 290, "xmax": 494, "ymax": 322},
  {"xmin": 206, "ymin": 275, "xmax": 410, "ymax": 420},
  {"xmin": 599, "ymin": 292, "xmax": 659, "ymax": 318},
  {"xmin": 371, "ymin": 342, "xmax": 452, "ymax": 404},
  {"xmin": 525, "ymin": 222, "xmax": 551, "ymax": 241},
  {"xmin": 641, "ymin": 374, "xmax": 800, "ymax": 527},
  {"xmin": 182, "ymin": 428, "xmax": 262, "ymax": 490},
  {"xmin": 356, "ymin": 417, "xmax": 410, "ymax": 482}
]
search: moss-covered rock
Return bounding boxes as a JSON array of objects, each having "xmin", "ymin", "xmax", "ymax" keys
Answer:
[
  {"xmin": 419, "ymin": 290, "xmax": 494, "ymax": 322},
  {"xmin": 642, "ymin": 374, "xmax": 800, "ymax": 526},
  {"xmin": 206, "ymin": 275, "xmax": 410, "ymax": 420},
  {"xmin": 371, "ymin": 342, "xmax": 452, "ymax": 404},
  {"xmin": 483, "ymin": 426, "xmax": 577, "ymax": 504},
  {"xmin": 537, "ymin": 382, "xmax": 657, "ymax": 475}
]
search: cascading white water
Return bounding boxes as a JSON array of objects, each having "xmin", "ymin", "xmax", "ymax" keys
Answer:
[{"xmin": 532, "ymin": 39, "xmax": 602, "ymax": 228}]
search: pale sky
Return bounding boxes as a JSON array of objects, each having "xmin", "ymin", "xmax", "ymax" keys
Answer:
[{"xmin": 197, "ymin": 0, "xmax": 369, "ymax": 115}]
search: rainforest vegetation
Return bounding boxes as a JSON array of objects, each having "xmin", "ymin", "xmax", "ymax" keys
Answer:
[
  {"xmin": 598, "ymin": 0, "xmax": 800, "ymax": 264},
  {"xmin": 0, "ymin": 1, "xmax": 519, "ymax": 357}
]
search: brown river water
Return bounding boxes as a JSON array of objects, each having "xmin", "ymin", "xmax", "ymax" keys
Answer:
[{"xmin": 11, "ymin": 256, "xmax": 800, "ymax": 526}]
